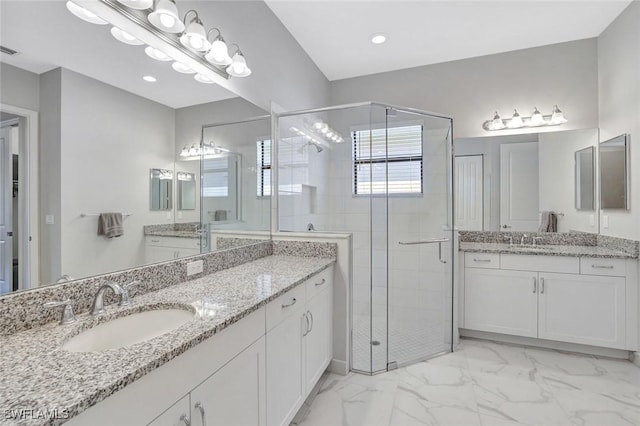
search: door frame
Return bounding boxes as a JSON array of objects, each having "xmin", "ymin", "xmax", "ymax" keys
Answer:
[{"xmin": 1, "ymin": 103, "xmax": 39, "ymax": 289}]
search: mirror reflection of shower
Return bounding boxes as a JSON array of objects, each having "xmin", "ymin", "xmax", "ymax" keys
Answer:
[{"xmin": 305, "ymin": 141, "xmax": 324, "ymax": 153}]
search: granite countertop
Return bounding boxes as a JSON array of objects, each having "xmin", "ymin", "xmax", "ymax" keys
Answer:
[
  {"xmin": 144, "ymin": 230, "xmax": 199, "ymax": 239},
  {"xmin": 460, "ymin": 242, "xmax": 637, "ymax": 259},
  {"xmin": 0, "ymin": 255, "xmax": 335, "ymax": 426}
]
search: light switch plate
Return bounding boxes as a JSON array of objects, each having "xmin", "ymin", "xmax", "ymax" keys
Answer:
[
  {"xmin": 45, "ymin": 215, "xmax": 54, "ymax": 225},
  {"xmin": 603, "ymin": 215, "xmax": 609, "ymax": 228},
  {"xmin": 186, "ymin": 260, "xmax": 203, "ymax": 276}
]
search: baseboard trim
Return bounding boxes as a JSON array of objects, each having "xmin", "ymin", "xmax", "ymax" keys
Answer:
[
  {"xmin": 460, "ymin": 329, "xmax": 631, "ymax": 360},
  {"xmin": 329, "ymin": 358, "xmax": 348, "ymax": 375}
]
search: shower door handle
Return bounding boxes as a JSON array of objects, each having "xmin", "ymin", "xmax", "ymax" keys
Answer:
[{"xmin": 398, "ymin": 238, "xmax": 449, "ymax": 264}]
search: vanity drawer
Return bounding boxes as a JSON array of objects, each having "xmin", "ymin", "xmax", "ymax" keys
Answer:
[
  {"xmin": 306, "ymin": 266, "xmax": 333, "ymax": 300},
  {"xmin": 500, "ymin": 254, "xmax": 579, "ymax": 274},
  {"xmin": 580, "ymin": 258, "xmax": 626, "ymax": 277},
  {"xmin": 465, "ymin": 253, "xmax": 500, "ymax": 269},
  {"xmin": 266, "ymin": 283, "xmax": 306, "ymax": 331},
  {"xmin": 146, "ymin": 236, "xmax": 201, "ymax": 249}
]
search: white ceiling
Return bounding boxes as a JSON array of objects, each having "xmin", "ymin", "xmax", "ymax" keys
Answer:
[
  {"xmin": 0, "ymin": 1, "xmax": 237, "ymax": 109},
  {"xmin": 265, "ymin": 0, "xmax": 633, "ymax": 81}
]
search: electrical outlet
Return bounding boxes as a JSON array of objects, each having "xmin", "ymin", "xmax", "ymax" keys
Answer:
[
  {"xmin": 186, "ymin": 260, "xmax": 203, "ymax": 276},
  {"xmin": 178, "ymin": 211, "xmax": 183, "ymax": 219},
  {"xmin": 45, "ymin": 215, "xmax": 54, "ymax": 225},
  {"xmin": 603, "ymin": 215, "xmax": 609, "ymax": 229},
  {"xmin": 589, "ymin": 214, "xmax": 595, "ymax": 227}
]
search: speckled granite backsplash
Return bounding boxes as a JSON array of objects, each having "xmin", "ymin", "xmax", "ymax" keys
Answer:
[
  {"xmin": 459, "ymin": 231, "xmax": 638, "ymax": 257},
  {"xmin": 0, "ymin": 241, "xmax": 271, "ymax": 335},
  {"xmin": 273, "ymin": 240, "xmax": 338, "ymax": 258},
  {"xmin": 459, "ymin": 231, "xmax": 598, "ymax": 246},
  {"xmin": 143, "ymin": 222, "xmax": 200, "ymax": 233}
]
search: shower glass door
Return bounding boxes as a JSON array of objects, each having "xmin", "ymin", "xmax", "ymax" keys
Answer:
[{"xmin": 384, "ymin": 108, "xmax": 454, "ymax": 368}]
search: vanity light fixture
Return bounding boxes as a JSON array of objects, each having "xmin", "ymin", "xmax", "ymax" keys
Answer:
[
  {"xmin": 110, "ymin": 26, "xmax": 144, "ymax": 45},
  {"xmin": 226, "ymin": 45, "xmax": 252, "ymax": 77},
  {"xmin": 116, "ymin": 0, "xmax": 153, "ymax": 10},
  {"xmin": 180, "ymin": 10, "xmax": 211, "ymax": 52},
  {"xmin": 148, "ymin": 0, "xmax": 184, "ymax": 33},
  {"xmin": 145, "ymin": 46, "xmax": 172, "ymax": 61},
  {"xmin": 65, "ymin": 1, "xmax": 108, "ymax": 25},
  {"xmin": 66, "ymin": 0, "xmax": 252, "ymax": 81},
  {"xmin": 205, "ymin": 28, "xmax": 232, "ymax": 66},
  {"xmin": 550, "ymin": 105, "xmax": 567, "ymax": 125},
  {"xmin": 483, "ymin": 105, "xmax": 568, "ymax": 131}
]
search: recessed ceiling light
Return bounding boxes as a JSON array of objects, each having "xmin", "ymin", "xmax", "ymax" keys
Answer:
[
  {"xmin": 370, "ymin": 33, "xmax": 387, "ymax": 45},
  {"xmin": 143, "ymin": 75, "xmax": 157, "ymax": 82}
]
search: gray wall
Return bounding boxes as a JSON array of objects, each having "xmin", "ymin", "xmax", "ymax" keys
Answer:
[
  {"xmin": 597, "ymin": 1, "xmax": 640, "ymax": 240},
  {"xmin": 0, "ymin": 62, "xmax": 39, "ymax": 111},
  {"xmin": 330, "ymin": 39, "xmax": 599, "ymax": 139}
]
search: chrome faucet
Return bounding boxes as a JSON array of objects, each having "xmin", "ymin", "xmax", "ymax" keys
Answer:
[
  {"xmin": 90, "ymin": 282, "xmax": 124, "ymax": 316},
  {"xmin": 520, "ymin": 234, "xmax": 528, "ymax": 246},
  {"xmin": 307, "ymin": 223, "xmax": 315, "ymax": 231}
]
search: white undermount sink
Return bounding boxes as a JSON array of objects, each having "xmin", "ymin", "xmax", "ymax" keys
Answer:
[{"xmin": 63, "ymin": 309, "xmax": 194, "ymax": 352}]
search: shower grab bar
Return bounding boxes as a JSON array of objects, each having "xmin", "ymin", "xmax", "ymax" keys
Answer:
[{"xmin": 398, "ymin": 238, "xmax": 449, "ymax": 264}]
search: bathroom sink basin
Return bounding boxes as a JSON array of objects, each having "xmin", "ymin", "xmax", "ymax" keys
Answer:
[{"xmin": 63, "ymin": 309, "xmax": 194, "ymax": 352}]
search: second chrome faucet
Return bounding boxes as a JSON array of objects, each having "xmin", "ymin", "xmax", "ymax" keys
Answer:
[{"xmin": 90, "ymin": 280, "xmax": 140, "ymax": 316}]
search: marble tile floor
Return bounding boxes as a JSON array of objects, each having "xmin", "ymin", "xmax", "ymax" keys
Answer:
[{"xmin": 292, "ymin": 338, "xmax": 640, "ymax": 426}]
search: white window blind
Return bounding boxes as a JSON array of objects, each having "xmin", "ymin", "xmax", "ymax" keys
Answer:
[
  {"xmin": 353, "ymin": 125, "xmax": 423, "ymax": 195},
  {"xmin": 257, "ymin": 140, "xmax": 271, "ymax": 197},
  {"xmin": 203, "ymin": 157, "xmax": 229, "ymax": 197}
]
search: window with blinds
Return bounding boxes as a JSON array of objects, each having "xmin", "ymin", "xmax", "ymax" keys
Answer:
[
  {"xmin": 257, "ymin": 140, "xmax": 271, "ymax": 197},
  {"xmin": 352, "ymin": 125, "xmax": 423, "ymax": 195},
  {"xmin": 202, "ymin": 157, "xmax": 230, "ymax": 197}
]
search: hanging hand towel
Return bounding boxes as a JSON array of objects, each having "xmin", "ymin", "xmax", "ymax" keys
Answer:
[
  {"xmin": 98, "ymin": 213, "xmax": 124, "ymax": 238},
  {"xmin": 538, "ymin": 211, "xmax": 558, "ymax": 233}
]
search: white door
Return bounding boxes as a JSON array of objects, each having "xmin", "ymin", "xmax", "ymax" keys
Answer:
[
  {"xmin": 538, "ymin": 273, "xmax": 626, "ymax": 349},
  {"xmin": 0, "ymin": 126, "xmax": 12, "ymax": 294},
  {"xmin": 266, "ymin": 306, "xmax": 305, "ymax": 426},
  {"xmin": 500, "ymin": 142, "xmax": 539, "ymax": 231},
  {"xmin": 190, "ymin": 337, "xmax": 266, "ymax": 426},
  {"xmin": 304, "ymin": 285, "xmax": 332, "ymax": 394},
  {"xmin": 455, "ymin": 155, "xmax": 483, "ymax": 231},
  {"xmin": 464, "ymin": 268, "xmax": 538, "ymax": 338}
]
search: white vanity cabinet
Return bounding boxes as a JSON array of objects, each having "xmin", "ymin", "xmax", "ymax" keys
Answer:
[
  {"xmin": 266, "ymin": 266, "xmax": 334, "ymax": 426},
  {"xmin": 66, "ymin": 266, "xmax": 334, "ymax": 426},
  {"xmin": 145, "ymin": 236, "xmax": 201, "ymax": 263},
  {"xmin": 462, "ymin": 253, "xmax": 636, "ymax": 351}
]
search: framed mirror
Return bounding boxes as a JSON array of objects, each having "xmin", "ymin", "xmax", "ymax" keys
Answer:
[
  {"xmin": 575, "ymin": 146, "xmax": 595, "ymax": 211},
  {"xmin": 599, "ymin": 134, "xmax": 629, "ymax": 210},
  {"xmin": 150, "ymin": 169, "xmax": 174, "ymax": 211},
  {"xmin": 177, "ymin": 172, "xmax": 196, "ymax": 210}
]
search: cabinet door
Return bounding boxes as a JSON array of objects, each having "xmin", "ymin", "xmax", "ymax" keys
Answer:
[
  {"xmin": 464, "ymin": 268, "xmax": 538, "ymax": 337},
  {"xmin": 147, "ymin": 395, "xmax": 191, "ymax": 426},
  {"xmin": 538, "ymin": 273, "xmax": 626, "ymax": 349},
  {"xmin": 266, "ymin": 304, "xmax": 305, "ymax": 426},
  {"xmin": 304, "ymin": 285, "xmax": 332, "ymax": 394},
  {"xmin": 190, "ymin": 337, "xmax": 266, "ymax": 426}
]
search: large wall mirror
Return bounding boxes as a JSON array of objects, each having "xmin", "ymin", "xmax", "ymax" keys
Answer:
[
  {"xmin": 0, "ymin": 1, "xmax": 270, "ymax": 295},
  {"xmin": 455, "ymin": 128, "xmax": 600, "ymax": 233},
  {"xmin": 599, "ymin": 134, "xmax": 629, "ymax": 210}
]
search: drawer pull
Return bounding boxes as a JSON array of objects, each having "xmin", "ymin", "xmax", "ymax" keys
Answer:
[
  {"xmin": 151, "ymin": 239, "xmax": 160, "ymax": 243},
  {"xmin": 540, "ymin": 278, "xmax": 545, "ymax": 294},
  {"xmin": 315, "ymin": 278, "xmax": 326, "ymax": 287},
  {"xmin": 282, "ymin": 298, "xmax": 297, "ymax": 309},
  {"xmin": 532, "ymin": 277, "xmax": 537, "ymax": 293},
  {"xmin": 473, "ymin": 258, "xmax": 491, "ymax": 263},
  {"xmin": 592, "ymin": 265, "xmax": 614, "ymax": 269}
]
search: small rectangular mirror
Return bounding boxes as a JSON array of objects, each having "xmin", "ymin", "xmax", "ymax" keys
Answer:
[
  {"xmin": 177, "ymin": 171, "xmax": 196, "ymax": 210},
  {"xmin": 575, "ymin": 146, "xmax": 595, "ymax": 211},
  {"xmin": 150, "ymin": 168, "xmax": 173, "ymax": 211},
  {"xmin": 599, "ymin": 134, "xmax": 629, "ymax": 210}
]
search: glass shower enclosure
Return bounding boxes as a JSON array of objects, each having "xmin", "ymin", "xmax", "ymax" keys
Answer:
[{"xmin": 276, "ymin": 102, "xmax": 454, "ymax": 374}]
